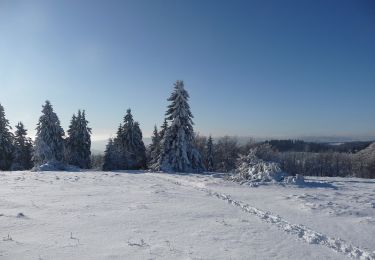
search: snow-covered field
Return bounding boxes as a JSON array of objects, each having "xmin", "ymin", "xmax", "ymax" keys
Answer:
[{"xmin": 1, "ymin": 171, "xmax": 374, "ymax": 260}]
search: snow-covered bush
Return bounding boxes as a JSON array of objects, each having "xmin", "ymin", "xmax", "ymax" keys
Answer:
[
  {"xmin": 233, "ymin": 152, "xmax": 286, "ymax": 182},
  {"xmin": 232, "ymin": 148, "xmax": 304, "ymax": 184}
]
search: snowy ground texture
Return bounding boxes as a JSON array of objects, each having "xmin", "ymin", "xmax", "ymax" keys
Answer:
[{"xmin": 1, "ymin": 171, "xmax": 374, "ymax": 260}]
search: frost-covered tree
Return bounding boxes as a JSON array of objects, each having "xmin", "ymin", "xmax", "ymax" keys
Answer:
[
  {"xmin": 355, "ymin": 142, "xmax": 375, "ymax": 178},
  {"xmin": 118, "ymin": 109, "xmax": 146, "ymax": 169},
  {"xmin": 206, "ymin": 135, "xmax": 214, "ymax": 172},
  {"xmin": 190, "ymin": 146, "xmax": 205, "ymax": 172},
  {"xmin": 148, "ymin": 125, "xmax": 161, "ymax": 166},
  {"xmin": 150, "ymin": 120, "xmax": 168, "ymax": 170},
  {"xmin": 0, "ymin": 103, "xmax": 14, "ymax": 170},
  {"xmin": 159, "ymin": 119, "xmax": 168, "ymax": 141},
  {"xmin": 132, "ymin": 121, "xmax": 147, "ymax": 168},
  {"xmin": 104, "ymin": 109, "xmax": 147, "ymax": 170},
  {"xmin": 65, "ymin": 110, "xmax": 92, "ymax": 169},
  {"xmin": 12, "ymin": 122, "xmax": 33, "ymax": 170},
  {"xmin": 33, "ymin": 101, "xmax": 65, "ymax": 166},
  {"xmin": 214, "ymin": 136, "xmax": 239, "ymax": 172},
  {"xmin": 194, "ymin": 134, "xmax": 207, "ymax": 161},
  {"xmin": 157, "ymin": 80, "xmax": 204, "ymax": 172},
  {"xmin": 113, "ymin": 123, "xmax": 127, "ymax": 169},
  {"xmin": 65, "ymin": 114, "xmax": 77, "ymax": 163},
  {"xmin": 103, "ymin": 138, "xmax": 121, "ymax": 171}
]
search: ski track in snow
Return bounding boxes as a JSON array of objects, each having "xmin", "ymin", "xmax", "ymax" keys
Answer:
[{"xmin": 153, "ymin": 173, "xmax": 375, "ymax": 260}]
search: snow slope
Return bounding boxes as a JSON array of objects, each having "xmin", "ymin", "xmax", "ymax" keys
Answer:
[{"xmin": 0, "ymin": 171, "xmax": 374, "ymax": 259}]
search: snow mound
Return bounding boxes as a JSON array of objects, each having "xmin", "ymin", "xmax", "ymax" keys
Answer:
[{"xmin": 32, "ymin": 161, "xmax": 80, "ymax": 172}]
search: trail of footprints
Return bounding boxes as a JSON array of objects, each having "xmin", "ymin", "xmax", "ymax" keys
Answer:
[{"xmin": 155, "ymin": 174, "xmax": 375, "ymax": 260}]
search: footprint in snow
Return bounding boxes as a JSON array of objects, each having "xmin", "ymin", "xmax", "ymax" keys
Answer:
[{"xmin": 17, "ymin": 212, "xmax": 27, "ymax": 218}]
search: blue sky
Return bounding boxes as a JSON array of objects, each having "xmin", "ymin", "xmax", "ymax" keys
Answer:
[{"xmin": 1, "ymin": 0, "xmax": 374, "ymax": 141}]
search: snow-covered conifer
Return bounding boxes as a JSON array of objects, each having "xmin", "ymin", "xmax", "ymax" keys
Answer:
[
  {"xmin": 33, "ymin": 101, "xmax": 65, "ymax": 166},
  {"xmin": 65, "ymin": 110, "xmax": 92, "ymax": 168},
  {"xmin": 118, "ymin": 109, "xmax": 146, "ymax": 169},
  {"xmin": 157, "ymin": 80, "xmax": 204, "ymax": 172},
  {"xmin": 113, "ymin": 123, "xmax": 127, "ymax": 169},
  {"xmin": 132, "ymin": 121, "xmax": 147, "ymax": 169},
  {"xmin": 65, "ymin": 114, "xmax": 78, "ymax": 164},
  {"xmin": 12, "ymin": 122, "xmax": 33, "ymax": 170},
  {"xmin": 190, "ymin": 147, "xmax": 205, "ymax": 172},
  {"xmin": 150, "ymin": 120, "xmax": 168, "ymax": 170},
  {"xmin": 103, "ymin": 138, "xmax": 119, "ymax": 171},
  {"xmin": 159, "ymin": 119, "xmax": 168, "ymax": 141},
  {"xmin": 206, "ymin": 135, "xmax": 214, "ymax": 172},
  {"xmin": 148, "ymin": 125, "xmax": 160, "ymax": 166},
  {"xmin": 0, "ymin": 103, "xmax": 14, "ymax": 170},
  {"xmin": 106, "ymin": 109, "xmax": 146, "ymax": 170},
  {"xmin": 79, "ymin": 111, "xmax": 91, "ymax": 168}
]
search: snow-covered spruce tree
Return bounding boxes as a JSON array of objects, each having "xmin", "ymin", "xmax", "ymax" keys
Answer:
[
  {"xmin": 65, "ymin": 114, "xmax": 78, "ymax": 165},
  {"xmin": 103, "ymin": 138, "xmax": 121, "ymax": 171},
  {"xmin": 159, "ymin": 119, "xmax": 168, "ymax": 141},
  {"xmin": 113, "ymin": 123, "xmax": 128, "ymax": 169},
  {"xmin": 33, "ymin": 101, "xmax": 65, "ymax": 167},
  {"xmin": 193, "ymin": 133, "xmax": 207, "ymax": 167},
  {"xmin": 65, "ymin": 110, "xmax": 92, "ymax": 169},
  {"xmin": 0, "ymin": 103, "xmax": 14, "ymax": 170},
  {"xmin": 79, "ymin": 110, "xmax": 92, "ymax": 168},
  {"xmin": 133, "ymin": 121, "xmax": 147, "ymax": 168},
  {"xmin": 157, "ymin": 80, "xmax": 204, "ymax": 172},
  {"xmin": 206, "ymin": 135, "xmax": 214, "ymax": 172},
  {"xmin": 12, "ymin": 122, "xmax": 33, "ymax": 170},
  {"xmin": 105, "ymin": 109, "xmax": 147, "ymax": 170},
  {"xmin": 118, "ymin": 109, "xmax": 146, "ymax": 169},
  {"xmin": 150, "ymin": 119, "xmax": 168, "ymax": 170},
  {"xmin": 148, "ymin": 125, "xmax": 161, "ymax": 167},
  {"xmin": 190, "ymin": 146, "xmax": 205, "ymax": 172}
]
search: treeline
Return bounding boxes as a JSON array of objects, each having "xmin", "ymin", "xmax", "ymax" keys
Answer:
[
  {"xmin": 0, "ymin": 104, "xmax": 33, "ymax": 170},
  {"xmin": 277, "ymin": 149, "xmax": 375, "ymax": 178},
  {"xmin": 265, "ymin": 139, "xmax": 372, "ymax": 153},
  {"xmin": 264, "ymin": 140, "xmax": 375, "ymax": 178},
  {"xmin": 0, "ymin": 80, "xmax": 205, "ymax": 173},
  {"xmin": 186, "ymin": 136, "xmax": 375, "ymax": 178},
  {"xmin": 1, "ymin": 81, "xmax": 374, "ymax": 178},
  {"xmin": 0, "ymin": 101, "xmax": 91, "ymax": 171}
]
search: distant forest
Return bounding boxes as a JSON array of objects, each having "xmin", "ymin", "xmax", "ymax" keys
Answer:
[
  {"xmin": 190, "ymin": 136, "xmax": 375, "ymax": 179},
  {"xmin": 265, "ymin": 140, "xmax": 372, "ymax": 153}
]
